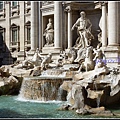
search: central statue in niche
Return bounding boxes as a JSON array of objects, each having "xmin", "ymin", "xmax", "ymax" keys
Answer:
[
  {"xmin": 72, "ymin": 11, "xmax": 94, "ymax": 48},
  {"xmin": 43, "ymin": 18, "xmax": 54, "ymax": 47},
  {"xmin": 72, "ymin": 11, "xmax": 94, "ymax": 63}
]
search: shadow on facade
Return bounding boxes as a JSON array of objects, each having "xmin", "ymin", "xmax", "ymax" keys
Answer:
[{"xmin": 0, "ymin": 33, "xmax": 13, "ymax": 67}]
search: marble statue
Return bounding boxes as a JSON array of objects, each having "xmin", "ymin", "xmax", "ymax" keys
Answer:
[
  {"xmin": 74, "ymin": 47, "xmax": 86, "ymax": 63},
  {"xmin": 77, "ymin": 46, "xmax": 95, "ymax": 72},
  {"xmin": 41, "ymin": 53, "xmax": 52, "ymax": 70},
  {"xmin": 93, "ymin": 47, "xmax": 106, "ymax": 69},
  {"xmin": 71, "ymin": 11, "xmax": 94, "ymax": 48},
  {"xmin": 21, "ymin": 60, "xmax": 34, "ymax": 69},
  {"xmin": 43, "ymin": 18, "xmax": 54, "ymax": 47},
  {"xmin": 56, "ymin": 48, "xmax": 76, "ymax": 66},
  {"xmin": 14, "ymin": 48, "xmax": 42, "ymax": 69},
  {"xmin": 62, "ymin": 48, "xmax": 77, "ymax": 64},
  {"xmin": 29, "ymin": 48, "xmax": 42, "ymax": 66},
  {"xmin": 72, "ymin": 11, "xmax": 94, "ymax": 63}
]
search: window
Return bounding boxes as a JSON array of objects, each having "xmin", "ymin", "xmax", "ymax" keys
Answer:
[
  {"xmin": 12, "ymin": 1, "xmax": 17, "ymax": 7},
  {"xmin": 11, "ymin": 24, "xmax": 19, "ymax": 46},
  {"xmin": 25, "ymin": 21, "xmax": 31, "ymax": 44},
  {"xmin": 12, "ymin": 29, "xmax": 17, "ymax": 45},
  {"xmin": 11, "ymin": 1, "xmax": 20, "ymax": 16},
  {"xmin": 27, "ymin": 1, "xmax": 31, "ymax": 5},
  {"xmin": 0, "ymin": 26, "xmax": 5, "ymax": 51},
  {"xmin": 27, "ymin": 26, "xmax": 31, "ymax": 44},
  {"xmin": 0, "ymin": 2, "xmax": 3, "ymax": 10}
]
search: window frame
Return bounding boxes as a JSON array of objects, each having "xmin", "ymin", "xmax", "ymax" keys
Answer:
[
  {"xmin": 0, "ymin": 26, "xmax": 6, "ymax": 51},
  {"xmin": 25, "ymin": 21, "xmax": 31, "ymax": 44},
  {"xmin": 12, "ymin": 1, "xmax": 18, "ymax": 8},
  {"xmin": 10, "ymin": 24, "xmax": 19, "ymax": 46},
  {"xmin": 0, "ymin": 2, "xmax": 3, "ymax": 11}
]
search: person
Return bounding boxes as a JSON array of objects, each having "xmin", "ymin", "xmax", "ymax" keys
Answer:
[
  {"xmin": 71, "ymin": 11, "xmax": 94, "ymax": 48},
  {"xmin": 43, "ymin": 18, "xmax": 54, "ymax": 46}
]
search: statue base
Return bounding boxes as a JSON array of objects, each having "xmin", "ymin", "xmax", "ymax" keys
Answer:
[{"xmin": 44, "ymin": 43, "xmax": 54, "ymax": 47}]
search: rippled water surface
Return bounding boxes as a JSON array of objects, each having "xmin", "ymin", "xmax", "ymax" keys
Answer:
[{"xmin": 0, "ymin": 95, "xmax": 120, "ymax": 118}]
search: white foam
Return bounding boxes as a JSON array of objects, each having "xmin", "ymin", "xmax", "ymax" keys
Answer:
[{"xmin": 15, "ymin": 96, "xmax": 65, "ymax": 104}]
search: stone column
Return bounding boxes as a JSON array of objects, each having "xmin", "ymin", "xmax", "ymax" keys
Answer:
[
  {"xmin": 67, "ymin": 6, "xmax": 72, "ymax": 49},
  {"xmin": 5, "ymin": 2, "xmax": 13, "ymax": 64},
  {"xmin": 18, "ymin": 1, "xmax": 25, "ymax": 61},
  {"xmin": 118, "ymin": 2, "xmax": 120, "ymax": 44},
  {"xmin": 39, "ymin": 1, "xmax": 42, "ymax": 51},
  {"xmin": 31, "ymin": 1, "xmax": 39, "ymax": 51},
  {"xmin": 54, "ymin": 1, "xmax": 62, "ymax": 48},
  {"xmin": 104, "ymin": 1, "xmax": 120, "ymax": 67},
  {"xmin": 101, "ymin": 2, "xmax": 107, "ymax": 47},
  {"xmin": 108, "ymin": 1, "xmax": 119, "ymax": 46}
]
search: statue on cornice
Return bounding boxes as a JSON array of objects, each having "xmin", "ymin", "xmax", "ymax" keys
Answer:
[{"xmin": 43, "ymin": 18, "xmax": 54, "ymax": 47}]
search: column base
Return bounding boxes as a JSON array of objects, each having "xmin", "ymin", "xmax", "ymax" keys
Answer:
[
  {"xmin": 17, "ymin": 51, "xmax": 26, "ymax": 61},
  {"xmin": 103, "ymin": 46, "xmax": 120, "ymax": 68}
]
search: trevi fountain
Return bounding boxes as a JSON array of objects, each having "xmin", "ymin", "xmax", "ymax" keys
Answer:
[{"xmin": 0, "ymin": 1, "xmax": 120, "ymax": 119}]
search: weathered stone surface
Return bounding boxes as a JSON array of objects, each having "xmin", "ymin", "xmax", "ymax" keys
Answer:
[
  {"xmin": 0, "ymin": 65, "xmax": 23, "ymax": 95},
  {"xmin": 60, "ymin": 66, "xmax": 120, "ymax": 112}
]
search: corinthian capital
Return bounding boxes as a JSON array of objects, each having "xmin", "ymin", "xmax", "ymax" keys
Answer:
[{"xmin": 64, "ymin": 6, "xmax": 72, "ymax": 12}]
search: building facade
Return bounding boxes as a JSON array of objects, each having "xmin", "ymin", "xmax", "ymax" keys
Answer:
[{"xmin": 0, "ymin": 1, "xmax": 120, "ymax": 67}]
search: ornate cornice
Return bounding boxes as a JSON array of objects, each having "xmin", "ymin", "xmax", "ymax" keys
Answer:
[{"xmin": 42, "ymin": 1, "xmax": 54, "ymax": 6}]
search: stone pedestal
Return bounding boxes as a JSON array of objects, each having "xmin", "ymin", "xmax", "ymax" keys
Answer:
[{"xmin": 104, "ymin": 46, "xmax": 120, "ymax": 67}]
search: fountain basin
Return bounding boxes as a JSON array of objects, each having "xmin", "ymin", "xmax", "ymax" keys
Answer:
[{"xmin": 19, "ymin": 76, "xmax": 72, "ymax": 101}]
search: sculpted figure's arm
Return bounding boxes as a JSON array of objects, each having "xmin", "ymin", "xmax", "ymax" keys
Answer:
[
  {"xmin": 45, "ymin": 23, "xmax": 52, "ymax": 31},
  {"xmin": 71, "ymin": 18, "xmax": 80, "ymax": 31}
]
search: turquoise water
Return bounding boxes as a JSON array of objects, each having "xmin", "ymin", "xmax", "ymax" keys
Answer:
[{"xmin": 0, "ymin": 95, "xmax": 120, "ymax": 119}]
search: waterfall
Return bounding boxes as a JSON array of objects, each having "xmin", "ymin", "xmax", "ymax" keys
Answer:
[
  {"xmin": 57, "ymin": 87, "xmax": 67, "ymax": 101},
  {"xmin": 94, "ymin": 81, "xmax": 101, "ymax": 108},
  {"xmin": 18, "ymin": 76, "xmax": 71, "ymax": 102}
]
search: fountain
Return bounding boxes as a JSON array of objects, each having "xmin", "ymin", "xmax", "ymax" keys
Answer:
[
  {"xmin": 18, "ymin": 68, "xmax": 73, "ymax": 101},
  {"xmin": 2, "ymin": 9, "xmax": 119, "ymax": 117},
  {"xmin": 14, "ymin": 41, "xmax": 120, "ymax": 116}
]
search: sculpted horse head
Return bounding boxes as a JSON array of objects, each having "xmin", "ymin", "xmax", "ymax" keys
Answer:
[{"xmin": 85, "ymin": 46, "xmax": 94, "ymax": 60}]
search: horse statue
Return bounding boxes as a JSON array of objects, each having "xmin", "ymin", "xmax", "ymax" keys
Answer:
[
  {"xmin": 62, "ymin": 48, "xmax": 77, "ymax": 64},
  {"xmin": 77, "ymin": 46, "xmax": 95, "ymax": 72}
]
